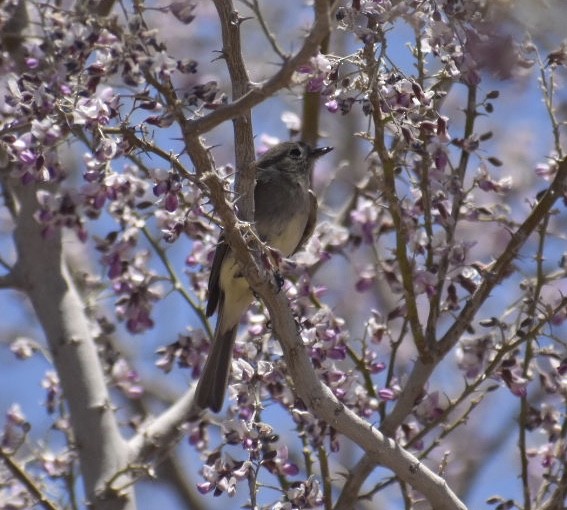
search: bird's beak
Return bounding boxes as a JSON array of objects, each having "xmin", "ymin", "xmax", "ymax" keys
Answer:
[{"xmin": 310, "ymin": 146, "xmax": 333, "ymax": 158}]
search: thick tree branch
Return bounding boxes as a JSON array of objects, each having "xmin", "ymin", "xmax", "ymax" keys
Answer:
[
  {"xmin": 0, "ymin": 2, "xmax": 133, "ymax": 506},
  {"xmin": 334, "ymin": 454, "xmax": 376, "ymax": 510},
  {"xmin": 6, "ymin": 178, "xmax": 135, "ymax": 510},
  {"xmin": 128, "ymin": 388, "xmax": 195, "ymax": 462},
  {"xmin": 251, "ymin": 262, "xmax": 466, "ymax": 510},
  {"xmin": 213, "ymin": 0, "xmax": 256, "ymax": 222}
]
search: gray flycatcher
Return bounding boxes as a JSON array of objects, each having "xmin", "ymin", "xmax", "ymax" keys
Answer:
[{"xmin": 194, "ymin": 141, "xmax": 333, "ymax": 412}]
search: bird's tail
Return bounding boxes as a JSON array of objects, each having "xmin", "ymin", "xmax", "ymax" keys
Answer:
[{"xmin": 194, "ymin": 323, "xmax": 237, "ymax": 413}]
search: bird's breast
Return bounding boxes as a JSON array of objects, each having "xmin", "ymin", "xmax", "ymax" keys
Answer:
[
  {"xmin": 266, "ymin": 212, "xmax": 308, "ymax": 256},
  {"xmin": 254, "ymin": 180, "xmax": 310, "ymax": 256}
]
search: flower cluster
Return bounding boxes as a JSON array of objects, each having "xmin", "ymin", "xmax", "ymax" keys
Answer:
[
  {"xmin": 155, "ymin": 329, "xmax": 210, "ymax": 378},
  {"xmin": 276, "ymin": 476, "xmax": 323, "ymax": 509},
  {"xmin": 456, "ymin": 335, "xmax": 494, "ymax": 379},
  {"xmin": 41, "ymin": 371, "xmax": 61, "ymax": 415},
  {"xmin": 197, "ymin": 418, "xmax": 301, "ymax": 498},
  {"xmin": 111, "ymin": 358, "xmax": 143, "ymax": 399},
  {"xmin": 1, "ymin": 404, "xmax": 28, "ymax": 452},
  {"xmin": 197, "ymin": 452, "xmax": 252, "ymax": 497}
]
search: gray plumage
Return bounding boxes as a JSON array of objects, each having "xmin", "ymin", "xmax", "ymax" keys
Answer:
[{"xmin": 195, "ymin": 141, "xmax": 332, "ymax": 412}]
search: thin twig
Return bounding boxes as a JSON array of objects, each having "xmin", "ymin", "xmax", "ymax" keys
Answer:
[
  {"xmin": 142, "ymin": 226, "xmax": 213, "ymax": 339},
  {"xmin": 240, "ymin": 0, "xmax": 287, "ymax": 59},
  {"xmin": 0, "ymin": 448, "xmax": 60, "ymax": 510}
]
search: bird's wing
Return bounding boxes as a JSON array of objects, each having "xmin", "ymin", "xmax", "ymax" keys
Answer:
[
  {"xmin": 293, "ymin": 189, "xmax": 318, "ymax": 254},
  {"xmin": 206, "ymin": 235, "xmax": 229, "ymax": 317}
]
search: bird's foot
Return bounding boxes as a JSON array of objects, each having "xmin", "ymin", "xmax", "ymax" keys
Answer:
[{"xmin": 274, "ymin": 271, "xmax": 285, "ymax": 292}]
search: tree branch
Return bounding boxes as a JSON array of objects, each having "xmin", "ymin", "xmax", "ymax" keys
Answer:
[
  {"xmin": 0, "ymin": 448, "xmax": 59, "ymax": 510},
  {"xmin": 203, "ymin": 162, "xmax": 466, "ymax": 509},
  {"xmin": 6, "ymin": 177, "xmax": 135, "ymax": 510},
  {"xmin": 437, "ymin": 156, "xmax": 567, "ymax": 356},
  {"xmin": 334, "ymin": 454, "xmax": 376, "ymax": 510},
  {"xmin": 184, "ymin": 0, "xmax": 332, "ymax": 137},
  {"xmin": 212, "ymin": 0, "xmax": 256, "ymax": 222},
  {"xmin": 126, "ymin": 140, "xmax": 466, "ymax": 507},
  {"xmin": 253, "ymin": 269, "xmax": 466, "ymax": 509},
  {"xmin": 0, "ymin": 269, "xmax": 21, "ymax": 289}
]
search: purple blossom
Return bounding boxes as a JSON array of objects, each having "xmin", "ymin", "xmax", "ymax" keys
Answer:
[
  {"xmin": 535, "ymin": 159, "xmax": 558, "ymax": 180},
  {"xmin": 199, "ymin": 454, "xmax": 252, "ymax": 497},
  {"xmin": 350, "ymin": 197, "xmax": 379, "ymax": 244},
  {"xmin": 31, "ymin": 118, "xmax": 62, "ymax": 145},
  {"xmin": 296, "ymin": 53, "xmax": 332, "ymax": 93},
  {"xmin": 380, "ymin": 78, "xmax": 415, "ymax": 111},
  {"xmin": 111, "ymin": 359, "xmax": 143, "ymax": 398},
  {"xmin": 10, "ymin": 337, "xmax": 39, "ymax": 359},
  {"xmin": 366, "ymin": 310, "xmax": 387, "ymax": 344},
  {"xmin": 476, "ymin": 164, "xmax": 512, "ymax": 193},
  {"xmin": 414, "ymin": 391, "xmax": 445, "ymax": 424},
  {"xmin": 155, "ymin": 330, "xmax": 209, "ymax": 377},
  {"xmin": 2, "ymin": 404, "xmax": 29, "ymax": 451},
  {"xmin": 325, "ymin": 98, "xmax": 339, "ymax": 112},
  {"xmin": 99, "ymin": 245, "xmax": 162, "ymax": 334},
  {"xmin": 378, "ymin": 388, "xmax": 396, "ymax": 401},
  {"xmin": 149, "ymin": 51, "xmax": 178, "ymax": 79},
  {"xmin": 398, "ymin": 421, "xmax": 424, "ymax": 451},
  {"xmin": 500, "ymin": 367, "xmax": 529, "ymax": 397},
  {"xmin": 263, "ymin": 445, "xmax": 300, "ymax": 477},
  {"xmin": 33, "ymin": 190, "xmax": 87, "ymax": 240},
  {"xmin": 355, "ymin": 266, "xmax": 376, "ymax": 292},
  {"xmin": 41, "ymin": 371, "xmax": 61, "ymax": 414},
  {"xmin": 151, "ymin": 168, "xmax": 182, "ymax": 212},
  {"xmin": 41, "ymin": 450, "xmax": 75, "ymax": 478},
  {"xmin": 413, "ymin": 270, "xmax": 437, "ymax": 298},
  {"xmin": 456, "ymin": 336, "xmax": 493, "ymax": 378},
  {"xmin": 285, "ymin": 475, "xmax": 323, "ymax": 508},
  {"xmin": 71, "ymin": 87, "xmax": 118, "ymax": 126}
]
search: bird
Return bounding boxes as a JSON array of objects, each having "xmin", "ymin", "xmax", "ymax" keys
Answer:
[{"xmin": 194, "ymin": 141, "xmax": 333, "ymax": 412}]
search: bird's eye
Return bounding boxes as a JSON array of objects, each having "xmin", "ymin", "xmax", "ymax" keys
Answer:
[{"xmin": 289, "ymin": 147, "xmax": 302, "ymax": 158}]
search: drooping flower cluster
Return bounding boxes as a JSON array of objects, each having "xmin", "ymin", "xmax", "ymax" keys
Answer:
[
  {"xmin": 2, "ymin": 0, "xmax": 566, "ymax": 508},
  {"xmin": 0, "ymin": 2, "xmax": 221, "ymax": 339}
]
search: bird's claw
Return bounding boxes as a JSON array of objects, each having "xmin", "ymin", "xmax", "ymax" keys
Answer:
[{"xmin": 274, "ymin": 271, "xmax": 285, "ymax": 292}]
